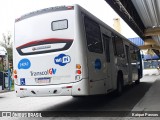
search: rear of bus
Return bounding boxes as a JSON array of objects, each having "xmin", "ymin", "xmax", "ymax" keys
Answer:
[{"xmin": 14, "ymin": 5, "xmax": 89, "ymax": 97}]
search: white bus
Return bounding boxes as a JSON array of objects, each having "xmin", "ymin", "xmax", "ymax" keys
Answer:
[{"xmin": 13, "ymin": 4, "xmax": 142, "ymax": 97}]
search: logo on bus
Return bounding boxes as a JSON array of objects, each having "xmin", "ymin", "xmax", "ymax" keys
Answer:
[
  {"xmin": 95, "ymin": 59, "xmax": 102, "ymax": 70},
  {"xmin": 20, "ymin": 78, "xmax": 26, "ymax": 85},
  {"xmin": 30, "ymin": 68, "xmax": 57, "ymax": 76},
  {"xmin": 18, "ymin": 58, "xmax": 31, "ymax": 69},
  {"xmin": 54, "ymin": 54, "xmax": 71, "ymax": 66}
]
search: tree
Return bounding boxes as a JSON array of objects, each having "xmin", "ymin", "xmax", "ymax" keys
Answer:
[
  {"xmin": 0, "ymin": 32, "xmax": 13, "ymax": 62},
  {"xmin": 0, "ymin": 32, "xmax": 13, "ymax": 71}
]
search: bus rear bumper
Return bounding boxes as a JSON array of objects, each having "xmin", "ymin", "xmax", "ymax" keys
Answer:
[
  {"xmin": 15, "ymin": 84, "xmax": 73, "ymax": 97},
  {"xmin": 15, "ymin": 79, "xmax": 89, "ymax": 97}
]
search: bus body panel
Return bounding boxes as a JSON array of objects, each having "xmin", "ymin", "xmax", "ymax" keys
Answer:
[
  {"xmin": 71, "ymin": 6, "xmax": 89, "ymax": 96},
  {"xmin": 14, "ymin": 4, "xmax": 142, "ymax": 97},
  {"xmin": 15, "ymin": 79, "xmax": 89, "ymax": 97},
  {"xmin": 14, "ymin": 9, "xmax": 76, "ymax": 86},
  {"xmin": 14, "ymin": 5, "xmax": 90, "ymax": 97}
]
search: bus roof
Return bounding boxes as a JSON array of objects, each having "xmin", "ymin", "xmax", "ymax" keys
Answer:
[
  {"xmin": 15, "ymin": 4, "xmax": 140, "ymax": 49},
  {"xmin": 15, "ymin": 5, "xmax": 75, "ymax": 22}
]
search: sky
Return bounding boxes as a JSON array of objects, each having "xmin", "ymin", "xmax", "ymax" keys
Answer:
[{"xmin": 0, "ymin": 0, "xmax": 138, "ymax": 42}]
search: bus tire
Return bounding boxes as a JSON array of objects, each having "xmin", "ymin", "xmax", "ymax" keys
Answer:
[
  {"xmin": 72, "ymin": 96, "xmax": 86, "ymax": 98},
  {"xmin": 135, "ymin": 79, "xmax": 140, "ymax": 84},
  {"xmin": 135, "ymin": 70, "xmax": 140, "ymax": 84},
  {"xmin": 20, "ymin": 97, "xmax": 25, "ymax": 98},
  {"xmin": 116, "ymin": 72, "xmax": 123, "ymax": 96},
  {"xmin": 72, "ymin": 96, "xmax": 80, "ymax": 98}
]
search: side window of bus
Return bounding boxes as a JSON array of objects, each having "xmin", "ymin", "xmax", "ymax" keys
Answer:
[
  {"xmin": 112, "ymin": 34, "xmax": 125, "ymax": 58},
  {"xmin": 103, "ymin": 34, "xmax": 110, "ymax": 62},
  {"xmin": 84, "ymin": 16, "xmax": 103, "ymax": 53},
  {"xmin": 130, "ymin": 45, "xmax": 138, "ymax": 62},
  {"xmin": 112, "ymin": 34, "xmax": 117, "ymax": 55}
]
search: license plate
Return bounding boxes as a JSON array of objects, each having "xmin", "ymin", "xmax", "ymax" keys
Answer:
[{"xmin": 35, "ymin": 77, "xmax": 51, "ymax": 83}]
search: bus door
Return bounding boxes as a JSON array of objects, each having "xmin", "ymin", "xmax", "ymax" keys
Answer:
[
  {"xmin": 102, "ymin": 34, "xmax": 112, "ymax": 90},
  {"xmin": 125, "ymin": 45, "xmax": 132, "ymax": 83}
]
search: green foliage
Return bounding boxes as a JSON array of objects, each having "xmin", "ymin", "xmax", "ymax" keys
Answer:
[
  {"xmin": 7, "ymin": 47, "xmax": 13, "ymax": 62},
  {"xmin": 0, "ymin": 32, "xmax": 13, "ymax": 62},
  {"xmin": 11, "ymin": 80, "xmax": 14, "ymax": 91}
]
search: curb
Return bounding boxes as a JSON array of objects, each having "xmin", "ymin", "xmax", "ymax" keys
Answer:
[
  {"xmin": 0, "ymin": 90, "xmax": 11, "ymax": 93},
  {"xmin": 144, "ymin": 74, "xmax": 160, "ymax": 76}
]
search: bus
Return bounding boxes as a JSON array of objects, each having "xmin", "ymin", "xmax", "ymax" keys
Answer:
[{"xmin": 13, "ymin": 4, "xmax": 142, "ymax": 97}]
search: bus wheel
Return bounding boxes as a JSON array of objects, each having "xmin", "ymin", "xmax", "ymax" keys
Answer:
[
  {"xmin": 72, "ymin": 96, "xmax": 79, "ymax": 98},
  {"xmin": 117, "ymin": 73, "xmax": 123, "ymax": 96},
  {"xmin": 135, "ymin": 70, "xmax": 140, "ymax": 84},
  {"xmin": 135, "ymin": 79, "xmax": 140, "ymax": 84}
]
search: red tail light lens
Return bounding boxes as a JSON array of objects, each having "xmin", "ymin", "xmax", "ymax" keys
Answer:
[
  {"xmin": 77, "ymin": 70, "xmax": 81, "ymax": 74},
  {"xmin": 14, "ymin": 75, "xmax": 17, "ymax": 79},
  {"xmin": 66, "ymin": 86, "xmax": 72, "ymax": 88}
]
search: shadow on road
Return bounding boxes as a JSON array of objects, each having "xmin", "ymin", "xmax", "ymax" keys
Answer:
[{"xmin": 42, "ymin": 81, "xmax": 153, "ymax": 117}]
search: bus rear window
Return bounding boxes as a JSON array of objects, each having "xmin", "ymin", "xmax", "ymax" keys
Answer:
[
  {"xmin": 51, "ymin": 19, "xmax": 68, "ymax": 31},
  {"xmin": 16, "ymin": 38, "xmax": 73, "ymax": 55}
]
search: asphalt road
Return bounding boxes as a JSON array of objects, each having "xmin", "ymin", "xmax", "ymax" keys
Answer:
[{"xmin": 0, "ymin": 76, "xmax": 158, "ymax": 118}]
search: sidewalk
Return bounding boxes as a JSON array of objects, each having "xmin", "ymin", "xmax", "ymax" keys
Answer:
[
  {"xmin": 122, "ymin": 77, "xmax": 160, "ymax": 119},
  {"xmin": 132, "ymin": 77, "xmax": 160, "ymax": 111},
  {"xmin": 0, "ymin": 89, "xmax": 10, "ymax": 93}
]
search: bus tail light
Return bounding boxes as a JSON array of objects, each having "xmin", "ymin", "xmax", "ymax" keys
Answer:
[
  {"xmin": 76, "ymin": 64, "xmax": 81, "ymax": 69},
  {"xmin": 75, "ymin": 64, "xmax": 82, "ymax": 80},
  {"xmin": 62, "ymin": 86, "xmax": 72, "ymax": 89},
  {"xmin": 76, "ymin": 70, "xmax": 81, "ymax": 74},
  {"xmin": 14, "ymin": 75, "xmax": 18, "ymax": 79},
  {"xmin": 20, "ymin": 88, "xmax": 24, "ymax": 90},
  {"xmin": 66, "ymin": 86, "xmax": 72, "ymax": 88},
  {"xmin": 14, "ymin": 70, "xmax": 17, "ymax": 74},
  {"xmin": 13, "ymin": 69, "xmax": 18, "ymax": 80},
  {"xmin": 20, "ymin": 88, "xmax": 27, "ymax": 90}
]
